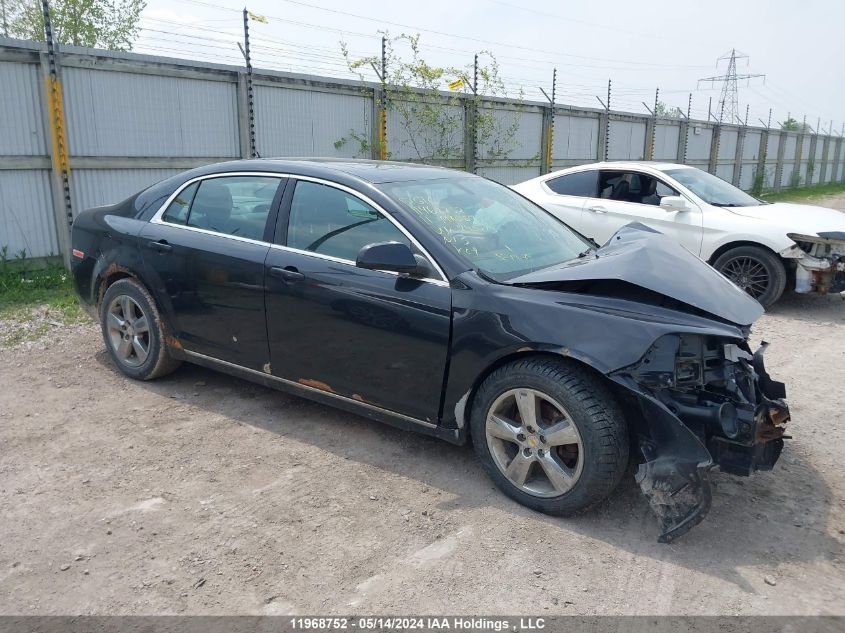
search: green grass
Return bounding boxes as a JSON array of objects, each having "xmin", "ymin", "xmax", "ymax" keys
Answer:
[
  {"xmin": 0, "ymin": 262, "xmax": 86, "ymax": 346},
  {"xmin": 761, "ymin": 181, "xmax": 845, "ymax": 203}
]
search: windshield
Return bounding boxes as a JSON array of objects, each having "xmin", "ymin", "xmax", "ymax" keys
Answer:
[
  {"xmin": 382, "ymin": 176, "xmax": 591, "ymax": 281},
  {"xmin": 664, "ymin": 168, "xmax": 764, "ymax": 207}
]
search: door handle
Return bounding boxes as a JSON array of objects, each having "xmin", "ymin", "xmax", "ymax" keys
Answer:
[
  {"xmin": 587, "ymin": 205, "xmax": 608, "ymax": 214},
  {"xmin": 147, "ymin": 240, "xmax": 172, "ymax": 253},
  {"xmin": 269, "ymin": 266, "xmax": 304, "ymax": 283}
]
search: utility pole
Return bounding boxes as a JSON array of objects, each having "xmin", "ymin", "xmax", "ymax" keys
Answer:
[{"xmin": 698, "ymin": 49, "xmax": 765, "ymax": 127}]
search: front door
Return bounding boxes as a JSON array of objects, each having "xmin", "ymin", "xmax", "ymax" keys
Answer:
[
  {"xmin": 140, "ymin": 174, "xmax": 286, "ymax": 370},
  {"xmin": 264, "ymin": 179, "xmax": 451, "ymax": 423},
  {"xmin": 579, "ymin": 170, "xmax": 704, "ymax": 255}
]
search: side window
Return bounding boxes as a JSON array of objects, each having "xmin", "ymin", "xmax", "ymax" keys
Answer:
[
  {"xmin": 162, "ymin": 182, "xmax": 198, "ymax": 225},
  {"xmin": 545, "ymin": 171, "xmax": 598, "ymax": 197},
  {"xmin": 599, "ymin": 171, "xmax": 678, "ymax": 206},
  {"xmin": 642, "ymin": 180, "xmax": 680, "ymax": 206},
  {"xmin": 186, "ymin": 175, "xmax": 281, "ymax": 240},
  {"xmin": 287, "ymin": 181, "xmax": 410, "ymax": 262}
]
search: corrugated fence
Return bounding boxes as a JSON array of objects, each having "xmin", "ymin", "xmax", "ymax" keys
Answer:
[{"xmin": 1, "ymin": 37, "xmax": 843, "ymax": 261}]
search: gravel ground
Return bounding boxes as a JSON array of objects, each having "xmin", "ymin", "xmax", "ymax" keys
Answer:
[{"xmin": 1, "ymin": 194, "xmax": 844, "ymax": 616}]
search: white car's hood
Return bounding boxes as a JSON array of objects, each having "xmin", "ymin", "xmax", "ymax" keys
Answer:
[{"xmin": 727, "ymin": 202, "xmax": 845, "ymax": 236}]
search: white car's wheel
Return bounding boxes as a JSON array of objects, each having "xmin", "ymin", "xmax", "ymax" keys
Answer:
[{"xmin": 713, "ymin": 246, "xmax": 787, "ymax": 308}]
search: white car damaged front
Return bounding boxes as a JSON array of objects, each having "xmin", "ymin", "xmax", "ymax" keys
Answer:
[{"xmin": 729, "ymin": 202, "xmax": 845, "ymax": 295}]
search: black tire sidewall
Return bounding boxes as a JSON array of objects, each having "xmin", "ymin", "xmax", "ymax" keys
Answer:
[
  {"xmin": 470, "ymin": 359, "xmax": 628, "ymax": 516},
  {"xmin": 100, "ymin": 279, "xmax": 166, "ymax": 380},
  {"xmin": 714, "ymin": 245, "xmax": 786, "ymax": 308}
]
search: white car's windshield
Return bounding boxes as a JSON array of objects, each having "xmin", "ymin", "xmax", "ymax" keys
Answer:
[
  {"xmin": 382, "ymin": 177, "xmax": 592, "ymax": 281},
  {"xmin": 664, "ymin": 168, "xmax": 765, "ymax": 207}
]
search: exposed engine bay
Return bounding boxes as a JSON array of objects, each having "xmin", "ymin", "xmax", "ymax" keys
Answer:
[
  {"xmin": 784, "ymin": 231, "xmax": 845, "ymax": 295},
  {"xmin": 611, "ymin": 333, "xmax": 789, "ymax": 542}
]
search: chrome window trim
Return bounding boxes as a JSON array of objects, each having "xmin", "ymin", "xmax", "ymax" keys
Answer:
[
  {"xmin": 182, "ymin": 349, "xmax": 437, "ymax": 429},
  {"xmin": 148, "ymin": 171, "xmax": 449, "ymax": 287}
]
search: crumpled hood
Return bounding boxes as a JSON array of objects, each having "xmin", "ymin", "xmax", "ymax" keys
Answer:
[
  {"xmin": 727, "ymin": 202, "xmax": 845, "ymax": 237},
  {"xmin": 508, "ymin": 222, "xmax": 764, "ymax": 326}
]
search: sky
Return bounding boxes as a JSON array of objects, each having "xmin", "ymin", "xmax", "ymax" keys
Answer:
[{"xmin": 134, "ymin": 0, "xmax": 844, "ymax": 131}]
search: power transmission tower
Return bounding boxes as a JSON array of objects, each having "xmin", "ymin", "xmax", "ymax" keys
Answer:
[{"xmin": 698, "ymin": 49, "xmax": 765, "ymax": 124}]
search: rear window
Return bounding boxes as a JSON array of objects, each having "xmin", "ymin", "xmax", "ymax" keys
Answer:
[{"xmin": 545, "ymin": 171, "xmax": 598, "ymax": 197}]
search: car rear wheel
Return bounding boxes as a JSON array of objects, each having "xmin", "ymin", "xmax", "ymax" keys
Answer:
[
  {"xmin": 713, "ymin": 245, "xmax": 786, "ymax": 308},
  {"xmin": 100, "ymin": 278, "xmax": 181, "ymax": 380},
  {"xmin": 470, "ymin": 357, "xmax": 628, "ymax": 516}
]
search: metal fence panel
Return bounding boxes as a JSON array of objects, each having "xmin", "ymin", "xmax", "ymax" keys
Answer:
[
  {"xmin": 478, "ymin": 165, "xmax": 540, "ymax": 185},
  {"xmin": 743, "ymin": 132, "xmax": 762, "ymax": 160},
  {"xmin": 257, "ymin": 85, "xmax": 372, "ymax": 158},
  {"xmin": 608, "ymin": 120, "xmax": 646, "ymax": 160},
  {"xmin": 0, "ymin": 169, "xmax": 57, "ymax": 258},
  {"xmin": 718, "ymin": 129, "xmax": 738, "ymax": 160},
  {"xmin": 63, "ymin": 67, "xmax": 239, "ymax": 157},
  {"xmin": 478, "ymin": 107, "xmax": 542, "ymax": 161},
  {"xmin": 553, "ymin": 115, "xmax": 599, "ymax": 159},
  {"xmin": 0, "ymin": 61, "xmax": 47, "ymax": 156},
  {"xmin": 686, "ymin": 125, "xmax": 712, "ymax": 160},
  {"xmin": 69, "ymin": 168, "xmax": 182, "ymax": 215},
  {"xmin": 653, "ymin": 124, "xmax": 680, "ymax": 160}
]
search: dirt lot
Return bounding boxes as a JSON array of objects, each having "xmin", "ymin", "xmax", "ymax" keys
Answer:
[{"xmin": 1, "ymin": 196, "xmax": 844, "ymax": 616}]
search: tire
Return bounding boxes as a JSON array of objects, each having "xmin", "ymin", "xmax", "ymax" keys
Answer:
[
  {"xmin": 713, "ymin": 245, "xmax": 787, "ymax": 308},
  {"xmin": 99, "ymin": 278, "xmax": 181, "ymax": 380},
  {"xmin": 470, "ymin": 357, "xmax": 628, "ymax": 516}
]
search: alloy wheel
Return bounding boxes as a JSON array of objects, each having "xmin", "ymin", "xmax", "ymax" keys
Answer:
[
  {"xmin": 106, "ymin": 295, "xmax": 151, "ymax": 367},
  {"xmin": 485, "ymin": 388, "xmax": 584, "ymax": 498},
  {"xmin": 720, "ymin": 256, "xmax": 770, "ymax": 299}
]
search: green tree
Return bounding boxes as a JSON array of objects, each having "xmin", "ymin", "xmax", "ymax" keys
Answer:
[
  {"xmin": 654, "ymin": 101, "xmax": 682, "ymax": 118},
  {"xmin": 780, "ymin": 117, "xmax": 800, "ymax": 131},
  {"xmin": 9, "ymin": 0, "xmax": 145, "ymax": 51},
  {"xmin": 340, "ymin": 33, "xmax": 523, "ymax": 163}
]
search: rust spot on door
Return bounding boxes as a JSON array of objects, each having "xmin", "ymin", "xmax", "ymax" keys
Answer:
[{"xmin": 299, "ymin": 378, "xmax": 334, "ymax": 393}]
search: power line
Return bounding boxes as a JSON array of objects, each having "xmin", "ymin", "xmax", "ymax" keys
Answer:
[{"xmin": 171, "ymin": 0, "xmax": 715, "ymax": 70}]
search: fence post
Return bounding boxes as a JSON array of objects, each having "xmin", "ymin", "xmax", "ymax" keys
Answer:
[
  {"xmin": 708, "ymin": 123, "xmax": 721, "ymax": 175},
  {"xmin": 806, "ymin": 133, "xmax": 818, "ymax": 185},
  {"xmin": 832, "ymin": 137, "xmax": 842, "ymax": 183},
  {"xmin": 793, "ymin": 130, "xmax": 805, "ymax": 188},
  {"xmin": 820, "ymin": 135, "xmax": 830, "ymax": 183},
  {"xmin": 732, "ymin": 124, "xmax": 746, "ymax": 187},
  {"xmin": 676, "ymin": 120, "xmax": 688, "ymax": 164},
  {"xmin": 773, "ymin": 131, "xmax": 786, "ymax": 192},
  {"xmin": 236, "ymin": 72, "xmax": 251, "ymax": 158},
  {"xmin": 755, "ymin": 127, "xmax": 769, "ymax": 191},
  {"xmin": 464, "ymin": 95, "xmax": 477, "ymax": 174},
  {"xmin": 39, "ymin": 1, "xmax": 72, "ymax": 267}
]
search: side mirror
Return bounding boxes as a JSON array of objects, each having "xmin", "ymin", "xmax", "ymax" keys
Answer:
[
  {"xmin": 660, "ymin": 196, "xmax": 691, "ymax": 212},
  {"xmin": 356, "ymin": 241, "xmax": 425, "ymax": 276}
]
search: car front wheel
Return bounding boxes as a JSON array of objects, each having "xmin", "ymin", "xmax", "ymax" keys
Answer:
[
  {"xmin": 100, "ymin": 278, "xmax": 181, "ymax": 380},
  {"xmin": 713, "ymin": 245, "xmax": 787, "ymax": 308},
  {"xmin": 470, "ymin": 357, "xmax": 628, "ymax": 516}
]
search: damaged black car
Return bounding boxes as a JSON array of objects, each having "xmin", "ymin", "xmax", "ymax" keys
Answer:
[{"xmin": 70, "ymin": 159, "xmax": 790, "ymax": 541}]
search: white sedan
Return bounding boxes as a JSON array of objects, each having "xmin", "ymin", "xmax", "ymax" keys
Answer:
[{"xmin": 512, "ymin": 162, "xmax": 845, "ymax": 307}]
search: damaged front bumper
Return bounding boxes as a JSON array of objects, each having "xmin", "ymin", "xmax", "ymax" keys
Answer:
[
  {"xmin": 783, "ymin": 233, "xmax": 845, "ymax": 295},
  {"xmin": 612, "ymin": 335, "xmax": 790, "ymax": 543}
]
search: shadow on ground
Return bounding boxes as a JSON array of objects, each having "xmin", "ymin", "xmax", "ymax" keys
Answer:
[{"xmin": 96, "ymin": 338, "xmax": 843, "ymax": 595}]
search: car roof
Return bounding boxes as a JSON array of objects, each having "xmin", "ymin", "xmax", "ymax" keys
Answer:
[
  {"xmin": 189, "ymin": 158, "xmax": 467, "ymax": 185},
  {"xmin": 551, "ymin": 161, "xmax": 693, "ymax": 174}
]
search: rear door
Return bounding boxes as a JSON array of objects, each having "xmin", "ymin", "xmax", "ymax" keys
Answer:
[
  {"xmin": 264, "ymin": 178, "xmax": 451, "ymax": 424},
  {"xmin": 579, "ymin": 170, "xmax": 704, "ymax": 254},
  {"xmin": 532, "ymin": 169, "xmax": 598, "ymax": 232},
  {"xmin": 140, "ymin": 173, "xmax": 286, "ymax": 370}
]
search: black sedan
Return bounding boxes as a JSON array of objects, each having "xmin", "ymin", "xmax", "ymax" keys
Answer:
[{"xmin": 70, "ymin": 159, "xmax": 791, "ymax": 541}]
